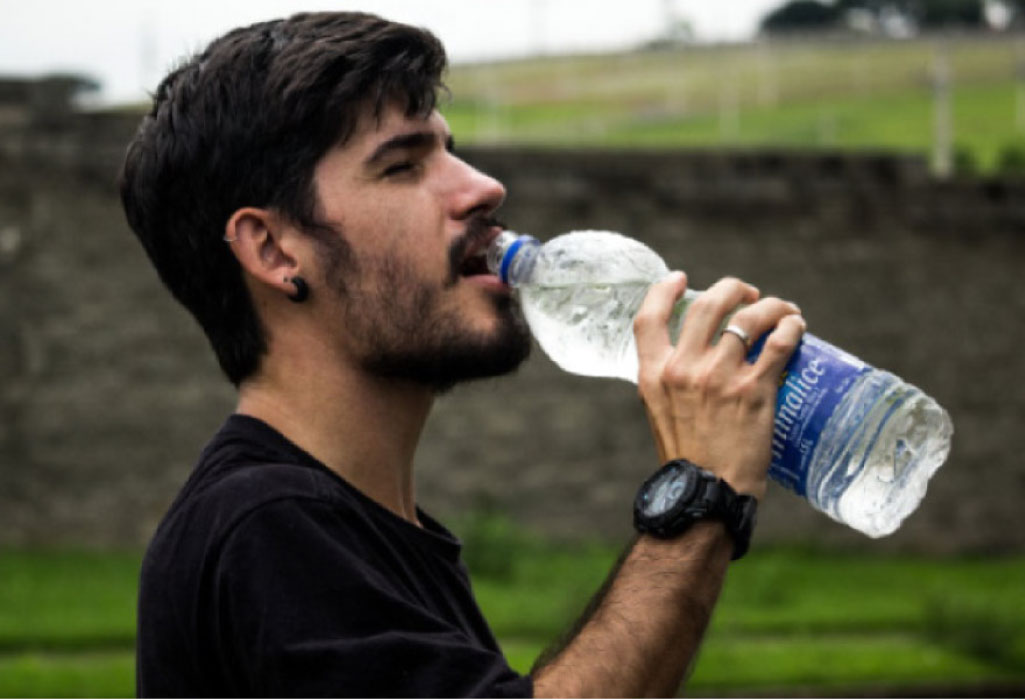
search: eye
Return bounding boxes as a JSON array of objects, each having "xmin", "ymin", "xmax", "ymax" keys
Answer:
[{"xmin": 382, "ymin": 161, "xmax": 419, "ymax": 178}]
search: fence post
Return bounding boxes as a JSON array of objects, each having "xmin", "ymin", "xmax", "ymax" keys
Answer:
[{"xmin": 932, "ymin": 41, "xmax": 953, "ymax": 178}]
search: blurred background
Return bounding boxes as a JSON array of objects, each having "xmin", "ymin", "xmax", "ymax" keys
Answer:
[{"xmin": 2, "ymin": 0, "xmax": 1024, "ymax": 696}]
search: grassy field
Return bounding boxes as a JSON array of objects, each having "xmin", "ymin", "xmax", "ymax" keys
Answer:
[
  {"xmin": 442, "ymin": 33, "xmax": 1025, "ymax": 172},
  {"xmin": 467, "ymin": 538, "xmax": 1025, "ymax": 695},
  {"xmin": 2, "ymin": 538, "xmax": 1024, "ymax": 697}
]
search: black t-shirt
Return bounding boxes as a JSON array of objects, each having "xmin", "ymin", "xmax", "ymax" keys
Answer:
[{"xmin": 137, "ymin": 414, "xmax": 533, "ymax": 698}]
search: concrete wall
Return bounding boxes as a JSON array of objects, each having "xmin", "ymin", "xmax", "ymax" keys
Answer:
[{"xmin": 1, "ymin": 112, "xmax": 1023, "ymax": 553}]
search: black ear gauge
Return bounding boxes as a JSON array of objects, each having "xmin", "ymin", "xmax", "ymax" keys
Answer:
[{"xmin": 285, "ymin": 276, "xmax": 309, "ymax": 303}]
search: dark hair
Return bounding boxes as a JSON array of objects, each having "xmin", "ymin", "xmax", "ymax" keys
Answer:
[{"xmin": 118, "ymin": 12, "xmax": 448, "ymax": 385}]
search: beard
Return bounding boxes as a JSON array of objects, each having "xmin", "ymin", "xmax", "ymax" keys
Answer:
[
  {"xmin": 316, "ymin": 223, "xmax": 532, "ymax": 394},
  {"xmin": 358, "ymin": 277, "xmax": 532, "ymax": 394}
]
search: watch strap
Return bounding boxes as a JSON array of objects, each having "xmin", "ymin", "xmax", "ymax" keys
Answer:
[{"xmin": 715, "ymin": 479, "xmax": 758, "ymax": 560}]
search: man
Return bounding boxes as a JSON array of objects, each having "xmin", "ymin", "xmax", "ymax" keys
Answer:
[{"xmin": 119, "ymin": 11, "xmax": 804, "ymax": 697}]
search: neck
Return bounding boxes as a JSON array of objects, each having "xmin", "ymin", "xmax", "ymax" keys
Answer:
[{"xmin": 236, "ymin": 346, "xmax": 433, "ymax": 525}]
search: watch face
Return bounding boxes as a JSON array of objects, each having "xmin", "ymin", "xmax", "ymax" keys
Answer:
[{"xmin": 640, "ymin": 463, "xmax": 695, "ymax": 518}]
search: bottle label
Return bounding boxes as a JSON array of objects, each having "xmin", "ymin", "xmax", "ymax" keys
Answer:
[{"xmin": 748, "ymin": 333, "xmax": 870, "ymax": 496}]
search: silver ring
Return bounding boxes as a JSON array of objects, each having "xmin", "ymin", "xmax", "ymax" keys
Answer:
[{"xmin": 722, "ymin": 324, "xmax": 751, "ymax": 350}]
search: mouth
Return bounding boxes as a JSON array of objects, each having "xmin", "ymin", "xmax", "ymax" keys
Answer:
[
  {"xmin": 454, "ymin": 221, "xmax": 504, "ymax": 280},
  {"xmin": 458, "ymin": 249, "xmax": 492, "ymax": 277}
]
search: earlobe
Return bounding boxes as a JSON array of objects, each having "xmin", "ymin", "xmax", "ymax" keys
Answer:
[{"xmin": 285, "ymin": 276, "xmax": 310, "ymax": 303}]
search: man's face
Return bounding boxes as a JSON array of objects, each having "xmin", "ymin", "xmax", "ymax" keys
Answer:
[{"xmin": 307, "ymin": 105, "xmax": 531, "ymax": 391}]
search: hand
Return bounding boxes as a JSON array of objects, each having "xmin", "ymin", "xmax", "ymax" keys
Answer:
[{"xmin": 634, "ymin": 273, "xmax": 805, "ymax": 499}]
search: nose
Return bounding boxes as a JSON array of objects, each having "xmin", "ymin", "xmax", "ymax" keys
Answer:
[{"xmin": 448, "ymin": 155, "xmax": 506, "ymax": 221}]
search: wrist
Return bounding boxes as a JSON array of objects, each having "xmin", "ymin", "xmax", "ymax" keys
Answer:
[
  {"xmin": 634, "ymin": 460, "xmax": 759, "ymax": 560},
  {"xmin": 637, "ymin": 520, "xmax": 732, "ymax": 562}
]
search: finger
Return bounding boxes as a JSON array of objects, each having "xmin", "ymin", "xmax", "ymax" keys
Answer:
[
  {"xmin": 718, "ymin": 325, "xmax": 752, "ymax": 357},
  {"xmin": 676, "ymin": 277, "xmax": 759, "ymax": 356},
  {"xmin": 635, "ymin": 273, "xmax": 688, "ymax": 461},
  {"xmin": 752, "ymin": 313, "xmax": 806, "ymax": 379},
  {"xmin": 634, "ymin": 271, "xmax": 687, "ymax": 365},
  {"xmin": 717, "ymin": 297, "xmax": 802, "ymax": 359}
]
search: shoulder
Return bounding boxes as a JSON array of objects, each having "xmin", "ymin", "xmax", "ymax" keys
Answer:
[
  {"xmin": 147, "ymin": 461, "xmax": 352, "ymax": 562},
  {"xmin": 203, "ymin": 461, "xmax": 341, "ymax": 507},
  {"xmin": 197, "ymin": 461, "xmax": 343, "ymax": 520}
]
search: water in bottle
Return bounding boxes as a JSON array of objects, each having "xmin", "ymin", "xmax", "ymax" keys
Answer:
[{"xmin": 488, "ymin": 229, "xmax": 953, "ymax": 538}]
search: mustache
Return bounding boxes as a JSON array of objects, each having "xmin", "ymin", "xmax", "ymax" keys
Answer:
[{"xmin": 447, "ymin": 214, "xmax": 507, "ymax": 282}]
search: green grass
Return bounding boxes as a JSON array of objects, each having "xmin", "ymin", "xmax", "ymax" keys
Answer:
[
  {"xmin": 689, "ymin": 633, "xmax": 1014, "ymax": 692},
  {"xmin": 2, "ymin": 543, "xmax": 1024, "ymax": 697},
  {"xmin": 460, "ymin": 530, "xmax": 1025, "ymax": 694},
  {"xmin": 444, "ymin": 80, "xmax": 1025, "ymax": 172},
  {"xmin": 442, "ymin": 34, "xmax": 1025, "ymax": 172},
  {"xmin": 0, "ymin": 549, "xmax": 139, "ymax": 651},
  {"xmin": 0, "ymin": 652, "xmax": 134, "ymax": 698},
  {"xmin": 498, "ymin": 633, "xmax": 1020, "ymax": 695}
]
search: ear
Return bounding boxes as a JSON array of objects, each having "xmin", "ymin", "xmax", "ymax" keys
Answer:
[{"xmin": 224, "ymin": 207, "xmax": 303, "ymax": 299}]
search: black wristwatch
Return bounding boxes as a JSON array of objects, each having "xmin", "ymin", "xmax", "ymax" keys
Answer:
[{"xmin": 633, "ymin": 459, "xmax": 758, "ymax": 560}]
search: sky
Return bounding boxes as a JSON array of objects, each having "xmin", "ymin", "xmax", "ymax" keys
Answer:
[{"xmin": 0, "ymin": 0, "xmax": 782, "ymax": 105}]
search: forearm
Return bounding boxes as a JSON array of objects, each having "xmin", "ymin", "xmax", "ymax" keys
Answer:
[{"xmin": 531, "ymin": 521, "xmax": 733, "ymax": 698}]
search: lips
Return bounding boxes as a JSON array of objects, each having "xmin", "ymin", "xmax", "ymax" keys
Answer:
[{"xmin": 454, "ymin": 224, "xmax": 503, "ymax": 279}]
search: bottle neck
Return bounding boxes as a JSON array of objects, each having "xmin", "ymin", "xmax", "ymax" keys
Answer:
[{"xmin": 487, "ymin": 232, "xmax": 540, "ymax": 286}]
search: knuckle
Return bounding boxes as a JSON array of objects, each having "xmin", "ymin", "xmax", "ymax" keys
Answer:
[
  {"xmin": 660, "ymin": 361, "xmax": 692, "ymax": 388},
  {"xmin": 759, "ymin": 296, "xmax": 787, "ymax": 313},
  {"xmin": 765, "ymin": 332, "xmax": 795, "ymax": 354},
  {"xmin": 687, "ymin": 292, "xmax": 711, "ymax": 311},
  {"xmin": 768, "ymin": 297, "xmax": 797, "ymax": 319},
  {"xmin": 692, "ymin": 366, "xmax": 721, "ymax": 392},
  {"xmin": 633, "ymin": 310, "xmax": 656, "ymax": 333},
  {"xmin": 694, "ymin": 277, "xmax": 750, "ymax": 314},
  {"xmin": 637, "ymin": 368, "xmax": 662, "ymax": 394},
  {"xmin": 719, "ymin": 276, "xmax": 750, "ymax": 298},
  {"xmin": 787, "ymin": 314, "xmax": 808, "ymax": 333},
  {"xmin": 689, "ymin": 292, "xmax": 723, "ymax": 316},
  {"xmin": 734, "ymin": 376, "xmax": 764, "ymax": 403}
]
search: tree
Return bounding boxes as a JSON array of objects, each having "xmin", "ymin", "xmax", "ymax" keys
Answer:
[
  {"xmin": 760, "ymin": 0, "xmax": 842, "ymax": 33},
  {"xmin": 760, "ymin": 0, "xmax": 987, "ymax": 33},
  {"xmin": 912, "ymin": 0, "xmax": 985, "ymax": 27},
  {"xmin": 834, "ymin": 0, "xmax": 887, "ymax": 12}
]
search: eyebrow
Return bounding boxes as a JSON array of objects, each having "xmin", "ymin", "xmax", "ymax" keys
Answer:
[{"xmin": 363, "ymin": 130, "xmax": 455, "ymax": 167}]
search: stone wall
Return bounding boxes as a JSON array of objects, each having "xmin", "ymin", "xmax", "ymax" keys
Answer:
[{"xmin": 1, "ymin": 111, "xmax": 1023, "ymax": 553}]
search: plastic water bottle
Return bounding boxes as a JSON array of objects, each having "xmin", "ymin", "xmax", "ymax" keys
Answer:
[{"xmin": 488, "ymin": 229, "xmax": 953, "ymax": 538}]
